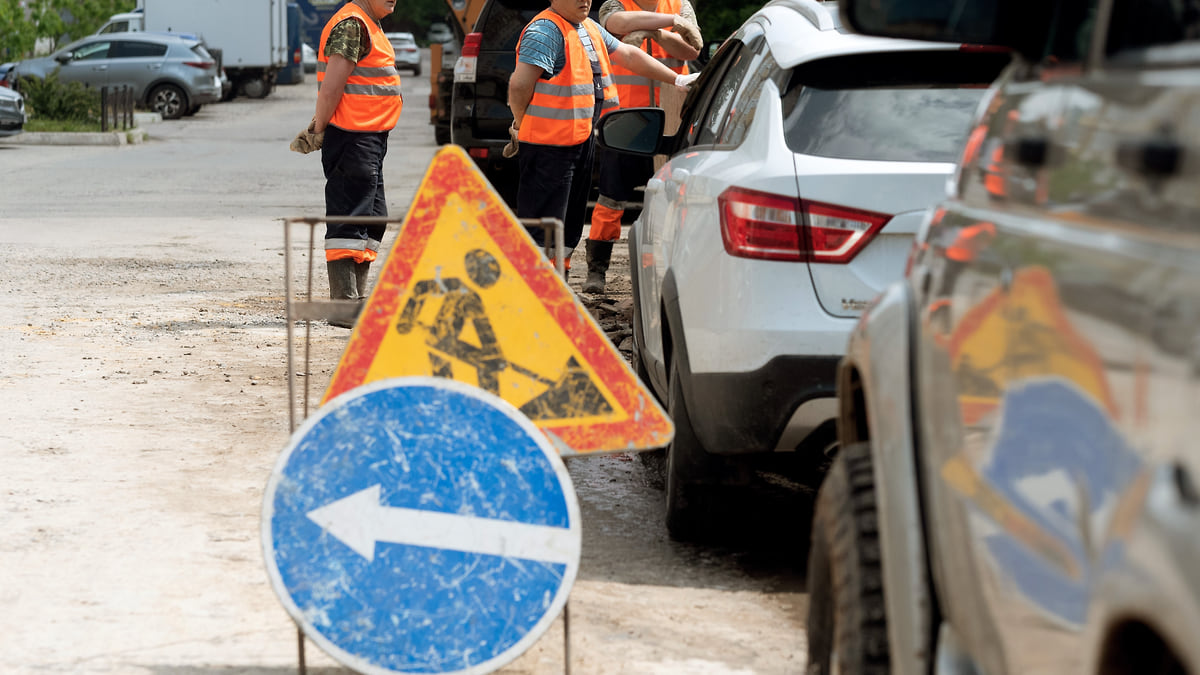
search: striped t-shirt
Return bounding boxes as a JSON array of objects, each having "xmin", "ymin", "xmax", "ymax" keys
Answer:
[{"xmin": 517, "ymin": 18, "xmax": 621, "ymax": 78}]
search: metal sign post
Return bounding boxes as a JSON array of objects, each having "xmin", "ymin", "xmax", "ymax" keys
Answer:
[{"xmin": 263, "ymin": 378, "xmax": 582, "ymax": 675}]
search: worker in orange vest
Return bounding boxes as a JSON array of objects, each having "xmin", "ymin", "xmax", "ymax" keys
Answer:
[
  {"xmin": 506, "ymin": 0, "xmax": 699, "ymax": 280},
  {"xmin": 582, "ymin": 0, "xmax": 701, "ymax": 294},
  {"xmin": 291, "ymin": 0, "xmax": 403, "ymax": 327}
]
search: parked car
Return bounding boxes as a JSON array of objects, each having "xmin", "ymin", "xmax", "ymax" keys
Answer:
[
  {"xmin": 806, "ymin": 0, "xmax": 1200, "ymax": 673},
  {"xmin": 594, "ymin": 0, "xmax": 1010, "ymax": 539},
  {"xmin": 386, "ymin": 32, "xmax": 421, "ymax": 76},
  {"xmin": 302, "ymin": 43, "xmax": 317, "ymax": 73},
  {"xmin": 0, "ymin": 85, "xmax": 26, "ymax": 136},
  {"xmin": 10, "ymin": 32, "xmax": 221, "ymax": 120},
  {"xmin": 0, "ymin": 62, "xmax": 14, "ymax": 88},
  {"xmin": 451, "ymin": 0, "xmax": 602, "ymax": 207},
  {"xmin": 427, "ymin": 22, "xmax": 454, "ymax": 44}
]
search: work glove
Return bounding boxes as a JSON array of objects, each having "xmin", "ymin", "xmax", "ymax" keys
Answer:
[
  {"xmin": 671, "ymin": 16, "xmax": 704, "ymax": 51},
  {"xmin": 674, "ymin": 72, "xmax": 700, "ymax": 92},
  {"xmin": 289, "ymin": 121, "xmax": 323, "ymax": 154},
  {"xmin": 622, "ymin": 29, "xmax": 657, "ymax": 47},
  {"xmin": 502, "ymin": 122, "xmax": 519, "ymax": 158}
]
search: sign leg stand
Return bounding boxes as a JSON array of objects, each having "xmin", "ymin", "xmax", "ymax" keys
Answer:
[
  {"xmin": 297, "ymin": 626, "xmax": 307, "ymax": 675},
  {"xmin": 563, "ymin": 601, "xmax": 571, "ymax": 675}
]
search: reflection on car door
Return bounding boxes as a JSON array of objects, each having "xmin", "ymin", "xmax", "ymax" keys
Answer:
[
  {"xmin": 636, "ymin": 32, "xmax": 758, "ymax": 388},
  {"xmin": 106, "ymin": 40, "xmax": 168, "ymax": 95},
  {"xmin": 916, "ymin": 5, "xmax": 1200, "ymax": 670},
  {"xmin": 60, "ymin": 40, "xmax": 113, "ymax": 89}
]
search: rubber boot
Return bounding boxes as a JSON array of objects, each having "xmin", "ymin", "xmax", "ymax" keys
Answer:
[
  {"xmin": 583, "ymin": 239, "xmax": 613, "ymax": 294},
  {"xmin": 354, "ymin": 261, "xmax": 371, "ymax": 300},
  {"xmin": 326, "ymin": 259, "xmax": 361, "ymax": 329}
]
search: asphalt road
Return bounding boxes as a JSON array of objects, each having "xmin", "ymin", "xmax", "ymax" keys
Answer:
[{"xmin": 0, "ymin": 70, "xmax": 811, "ymax": 674}]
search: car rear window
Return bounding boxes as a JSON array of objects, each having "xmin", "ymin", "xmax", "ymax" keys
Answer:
[
  {"xmin": 477, "ymin": 0, "xmax": 599, "ymax": 51},
  {"xmin": 781, "ymin": 50, "xmax": 1011, "ymax": 163}
]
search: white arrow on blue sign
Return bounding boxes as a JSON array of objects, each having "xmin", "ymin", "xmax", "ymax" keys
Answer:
[{"xmin": 262, "ymin": 377, "xmax": 582, "ymax": 675}]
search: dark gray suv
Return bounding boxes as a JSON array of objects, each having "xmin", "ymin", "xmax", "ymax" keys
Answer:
[
  {"xmin": 450, "ymin": 0, "xmax": 600, "ymax": 207},
  {"xmin": 806, "ymin": 0, "xmax": 1200, "ymax": 673}
]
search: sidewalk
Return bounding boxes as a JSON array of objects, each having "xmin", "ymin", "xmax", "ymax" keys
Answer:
[{"xmin": 0, "ymin": 111, "xmax": 160, "ymax": 146}]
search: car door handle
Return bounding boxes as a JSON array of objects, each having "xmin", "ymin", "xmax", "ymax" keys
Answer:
[
  {"xmin": 1117, "ymin": 138, "xmax": 1183, "ymax": 177},
  {"xmin": 645, "ymin": 178, "xmax": 664, "ymax": 194}
]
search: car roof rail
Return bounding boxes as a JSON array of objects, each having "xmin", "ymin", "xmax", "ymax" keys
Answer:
[{"xmin": 765, "ymin": 0, "xmax": 837, "ymax": 31}]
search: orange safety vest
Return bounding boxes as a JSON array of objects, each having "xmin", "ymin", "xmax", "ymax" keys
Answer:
[
  {"xmin": 946, "ymin": 222, "xmax": 996, "ymax": 262},
  {"xmin": 609, "ymin": 0, "xmax": 688, "ymax": 110},
  {"xmin": 317, "ymin": 3, "xmax": 403, "ymax": 132},
  {"xmin": 517, "ymin": 10, "xmax": 619, "ymax": 146}
]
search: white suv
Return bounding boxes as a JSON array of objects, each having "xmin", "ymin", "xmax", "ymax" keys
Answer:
[{"xmin": 596, "ymin": 0, "xmax": 1009, "ymax": 539}]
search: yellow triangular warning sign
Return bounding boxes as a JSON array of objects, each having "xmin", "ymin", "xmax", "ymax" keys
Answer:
[{"xmin": 321, "ymin": 146, "xmax": 672, "ymax": 455}]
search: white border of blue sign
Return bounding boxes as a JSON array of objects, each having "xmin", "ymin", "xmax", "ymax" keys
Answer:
[{"xmin": 261, "ymin": 377, "xmax": 582, "ymax": 675}]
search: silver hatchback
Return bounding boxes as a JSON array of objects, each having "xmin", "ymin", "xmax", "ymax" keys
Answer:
[{"xmin": 11, "ymin": 32, "xmax": 221, "ymax": 120}]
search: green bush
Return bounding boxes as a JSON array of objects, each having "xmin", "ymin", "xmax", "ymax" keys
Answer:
[{"xmin": 16, "ymin": 69, "xmax": 100, "ymax": 122}]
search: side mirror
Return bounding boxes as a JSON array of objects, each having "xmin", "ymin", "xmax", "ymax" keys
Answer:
[
  {"xmin": 55, "ymin": 52, "xmax": 73, "ymax": 64},
  {"xmin": 596, "ymin": 107, "xmax": 666, "ymax": 156}
]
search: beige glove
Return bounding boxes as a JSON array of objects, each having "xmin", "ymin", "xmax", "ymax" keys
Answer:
[
  {"xmin": 671, "ymin": 15, "xmax": 703, "ymax": 51},
  {"xmin": 290, "ymin": 121, "xmax": 324, "ymax": 154},
  {"xmin": 622, "ymin": 29, "xmax": 657, "ymax": 47},
  {"xmin": 502, "ymin": 122, "xmax": 519, "ymax": 158}
]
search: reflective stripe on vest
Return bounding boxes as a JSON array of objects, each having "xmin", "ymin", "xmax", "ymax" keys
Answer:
[
  {"xmin": 317, "ymin": 3, "xmax": 403, "ymax": 132},
  {"xmin": 609, "ymin": 0, "xmax": 688, "ymax": 111},
  {"xmin": 517, "ymin": 11, "xmax": 619, "ymax": 146}
]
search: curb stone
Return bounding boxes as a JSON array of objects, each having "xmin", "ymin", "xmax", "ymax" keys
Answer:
[
  {"xmin": 0, "ymin": 112, "xmax": 158, "ymax": 147},
  {"xmin": 0, "ymin": 127, "xmax": 148, "ymax": 146}
]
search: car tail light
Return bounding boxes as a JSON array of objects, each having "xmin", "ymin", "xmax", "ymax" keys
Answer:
[
  {"xmin": 462, "ymin": 33, "xmax": 482, "ymax": 58},
  {"xmin": 468, "ymin": 147, "xmax": 487, "ymax": 159},
  {"xmin": 718, "ymin": 187, "xmax": 890, "ymax": 264},
  {"xmin": 183, "ymin": 61, "xmax": 215, "ymax": 70}
]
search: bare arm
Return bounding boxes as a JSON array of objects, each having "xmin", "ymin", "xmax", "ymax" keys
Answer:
[
  {"xmin": 646, "ymin": 27, "xmax": 700, "ymax": 61},
  {"xmin": 507, "ymin": 62, "xmax": 543, "ymax": 130},
  {"xmin": 611, "ymin": 42, "xmax": 680, "ymax": 84},
  {"xmin": 604, "ymin": 11, "xmax": 700, "ymax": 61},
  {"xmin": 312, "ymin": 54, "xmax": 355, "ymax": 133}
]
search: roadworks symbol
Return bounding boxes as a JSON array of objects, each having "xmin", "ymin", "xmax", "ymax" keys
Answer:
[
  {"xmin": 321, "ymin": 145, "xmax": 671, "ymax": 455},
  {"xmin": 393, "ymin": 248, "xmax": 613, "ymax": 420}
]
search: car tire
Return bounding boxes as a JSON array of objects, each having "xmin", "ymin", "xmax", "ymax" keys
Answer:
[
  {"xmin": 183, "ymin": 105, "xmax": 201, "ymax": 117},
  {"xmin": 663, "ymin": 345, "xmax": 723, "ymax": 541},
  {"xmin": 805, "ymin": 441, "xmax": 889, "ymax": 675},
  {"xmin": 435, "ymin": 124, "xmax": 451, "ymax": 145},
  {"xmin": 413, "ymin": 65, "xmax": 422, "ymax": 76},
  {"xmin": 149, "ymin": 84, "xmax": 188, "ymax": 120}
]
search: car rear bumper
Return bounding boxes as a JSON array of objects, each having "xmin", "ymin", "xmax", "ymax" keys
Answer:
[{"xmin": 683, "ymin": 354, "xmax": 840, "ymax": 457}]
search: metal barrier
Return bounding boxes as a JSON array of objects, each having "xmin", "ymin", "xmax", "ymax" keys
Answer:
[
  {"xmin": 99, "ymin": 85, "xmax": 134, "ymax": 132},
  {"xmin": 280, "ymin": 213, "xmax": 565, "ymax": 675}
]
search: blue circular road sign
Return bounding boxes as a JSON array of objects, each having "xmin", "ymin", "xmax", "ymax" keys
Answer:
[{"xmin": 262, "ymin": 377, "xmax": 581, "ymax": 675}]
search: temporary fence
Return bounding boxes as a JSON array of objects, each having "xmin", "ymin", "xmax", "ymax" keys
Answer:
[{"xmin": 99, "ymin": 85, "xmax": 134, "ymax": 132}]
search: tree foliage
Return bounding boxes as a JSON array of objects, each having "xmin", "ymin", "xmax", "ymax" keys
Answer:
[
  {"xmin": 693, "ymin": 0, "xmax": 761, "ymax": 45},
  {"xmin": 0, "ymin": 0, "xmax": 136, "ymax": 60}
]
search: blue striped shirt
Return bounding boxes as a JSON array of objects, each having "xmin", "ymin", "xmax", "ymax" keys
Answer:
[{"xmin": 517, "ymin": 18, "xmax": 621, "ymax": 78}]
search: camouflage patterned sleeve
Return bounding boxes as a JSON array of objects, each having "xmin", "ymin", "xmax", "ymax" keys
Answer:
[
  {"xmin": 597, "ymin": 0, "xmax": 625, "ymax": 36},
  {"xmin": 324, "ymin": 17, "xmax": 371, "ymax": 63}
]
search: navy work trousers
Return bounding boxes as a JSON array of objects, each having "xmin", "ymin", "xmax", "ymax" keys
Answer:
[
  {"xmin": 322, "ymin": 125, "xmax": 388, "ymax": 256},
  {"xmin": 516, "ymin": 136, "xmax": 596, "ymax": 256}
]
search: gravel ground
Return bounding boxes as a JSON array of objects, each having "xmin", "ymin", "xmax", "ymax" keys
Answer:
[{"xmin": 0, "ymin": 74, "xmax": 810, "ymax": 674}]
